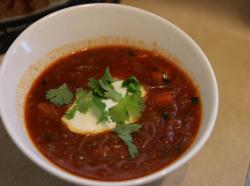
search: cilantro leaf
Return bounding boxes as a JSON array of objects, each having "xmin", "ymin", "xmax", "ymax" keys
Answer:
[
  {"xmin": 114, "ymin": 123, "xmax": 141, "ymax": 158},
  {"xmin": 88, "ymin": 67, "xmax": 122, "ymax": 101},
  {"xmin": 99, "ymin": 79, "xmax": 122, "ymax": 101},
  {"xmin": 46, "ymin": 83, "xmax": 73, "ymax": 106},
  {"xmin": 100, "ymin": 67, "xmax": 114, "ymax": 85},
  {"xmin": 109, "ymin": 93, "xmax": 145, "ymax": 123},
  {"xmin": 88, "ymin": 68, "xmax": 114, "ymax": 98},
  {"xmin": 64, "ymin": 89, "xmax": 109, "ymax": 122},
  {"xmin": 75, "ymin": 88, "xmax": 91, "ymax": 113},
  {"xmin": 64, "ymin": 106, "xmax": 77, "ymax": 119},
  {"xmin": 114, "ymin": 123, "xmax": 141, "ymax": 134},
  {"xmin": 104, "ymin": 87, "xmax": 123, "ymax": 101},
  {"xmin": 125, "ymin": 94, "xmax": 145, "ymax": 118},
  {"xmin": 64, "ymin": 89, "xmax": 91, "ymax": 119},
  {"xmin": 92, "ymin": 96, "xmax": 109, "ymax": 123},
  {"xmin": 109, "ymin": 99, "xmax": 129, "ymax": 123},
  {"xmin": 88, "ymin": 78, "xmax": 105, "ymax": 97},
  {"xmin": 122, "ymin": 76, "xmax": 141, "ymax": 94}
]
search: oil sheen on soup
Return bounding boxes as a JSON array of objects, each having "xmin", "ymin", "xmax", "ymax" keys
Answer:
[{"xmin": 25, "ymin": 45, "xmax": 201, "ymax": 181}]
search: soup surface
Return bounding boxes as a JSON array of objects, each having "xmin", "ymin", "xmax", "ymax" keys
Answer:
[{"xmin": 25, "ymin": 45, "xmax": 201, "ymax": 181}]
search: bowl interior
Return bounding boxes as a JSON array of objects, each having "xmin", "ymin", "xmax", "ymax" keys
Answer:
[{"xmin": 0, "ymin": 4, "xmax": 218, "ymax": 186}]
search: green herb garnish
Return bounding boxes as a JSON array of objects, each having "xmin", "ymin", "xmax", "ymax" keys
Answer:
[
  {"xmin": 99, "ymin": 80, "xmax": 122, "ymax": 102},
  {"xmin": 109, "ymin": 98, "xmax": 128, "ymax": 123},
  {"xmin": 91, "ymin": 96, "xmax": 109, "ymax": 123},
  {"xmin": 46, "ymin": 83, "xmax": 73, "ymax": 106},
  {"xmin": 88, "ymin": 68, "xmax": 122, "ymax": 101},
  {"xmin": 45, "ymin": 67, "xmax": 145, "ymax": 157},
  {"xmin": 64, "ymin": 89, "xmax": 91, "ymax": 119},
  {"xmin": 191, "ymin": 96, "xmax": 199, "ymax": 104},
  {"xmin": 109, "ymin": 93, "xmax": 144, "ymax": 123},
  {"xmin": 122, "ymin": 76, "xmax": 141, "ymax": 94},
  {"xmin": 88, "ymin": 78, "xmax": 105, "ymax": 97},
  {"xmin": 126, "ymin": 93, "xmax": 144, "ymax": 118},
  {"xmin": 113, "ymin": 123, "xmax": 141, "ymax": 158}
]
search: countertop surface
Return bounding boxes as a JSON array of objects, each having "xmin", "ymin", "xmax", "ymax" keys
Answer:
[{"xmin": 1, "ymin": 0, "xmax": 250, "ymax": 185}]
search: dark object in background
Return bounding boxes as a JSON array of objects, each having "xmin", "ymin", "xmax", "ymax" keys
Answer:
[{"xmin": 0, "ymin": 0, "xmax": 120, "ymax": 54}]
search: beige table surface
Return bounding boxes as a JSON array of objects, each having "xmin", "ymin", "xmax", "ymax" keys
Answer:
[{"xmin": 1, "ymin": 0, "xmax": 250, "ymax": 186}]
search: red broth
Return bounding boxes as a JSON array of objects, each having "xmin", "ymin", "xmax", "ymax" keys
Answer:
[{"xmin": 25, "ymin": 46, "xmax": 201, "ymax": 181}]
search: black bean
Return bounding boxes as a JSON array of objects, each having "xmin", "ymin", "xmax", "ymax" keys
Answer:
[
  {"xmin": 162, "ymin": 111, "xmax": 169, "ymax": 120},
  {"xmin": 128, "ymin": 50, "xmax": 136, "ymax": 57},
  {"xmin": 191, "ymin": 97, "xmax": 199, "ymax": 104},
  {"xmin": 41, "ymin": 79, "xmax": 47, "ymax": 86},
  {"xmin": 44, "ymin": 132, "xmax": 53, "ymax": 142}
]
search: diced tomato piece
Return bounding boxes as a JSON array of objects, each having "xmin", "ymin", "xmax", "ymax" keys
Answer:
[
  {"xmin": 155, "ymin": 92, "xmax": 173, "ymax": 106},
  {"xmin": 151, "ymin": 71, "xmax": 163, "ymax": 82},
  {"xmin": 37, "ymin": 102, "xmax": 59, "ymax": 118}
]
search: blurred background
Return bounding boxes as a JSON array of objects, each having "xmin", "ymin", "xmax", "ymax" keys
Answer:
[
  {"xmin": 0, "ymin": 0, "xmax": 250, "ymax": 186},
  {"xmin": 0, "ymin": 0, "xmax": 120, "ymax": 53}
]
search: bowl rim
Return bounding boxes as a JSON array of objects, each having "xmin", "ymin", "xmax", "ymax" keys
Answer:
[{"xmin": 0, "ymin": 3, "xmax": 219, "ymax": 186}]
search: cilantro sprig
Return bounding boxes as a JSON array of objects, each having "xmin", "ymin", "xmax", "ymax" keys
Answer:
[
  {"xmin": 46, "ymin": 83, "xmax": 73, "ymax": 106},
  {"xmin": 109, "ymin": 93, "xmax": 144, "ymax": 123},
  {"xmin": 64, "ymin": 89, "xmax": 109, "ymax": 123},
  {"xmin": 45, "ymin": 67, "xmax": 145, "ymax": 157},
  {"xmin": 91, "ymin": 96, "xmax": 109, "ymax": 124},
  {"xmin": 113, "ymin": 123, "xmax": 141, "ymax": 158},
  {"xmin": 64, "ymin": 89, "xmax": 91, "ymax": 119},
  {"xmin": 122, "ymin": 76, "xmax": 141, "ymax": 94},
  {"xmin": 88, "ymin": 68, "xmax": 122, "ymax": 101}
]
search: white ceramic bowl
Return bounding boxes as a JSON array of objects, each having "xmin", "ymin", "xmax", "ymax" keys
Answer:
[{"xmin": 0, "ymin": 3, "xmax": 218, "ymax": 186}]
